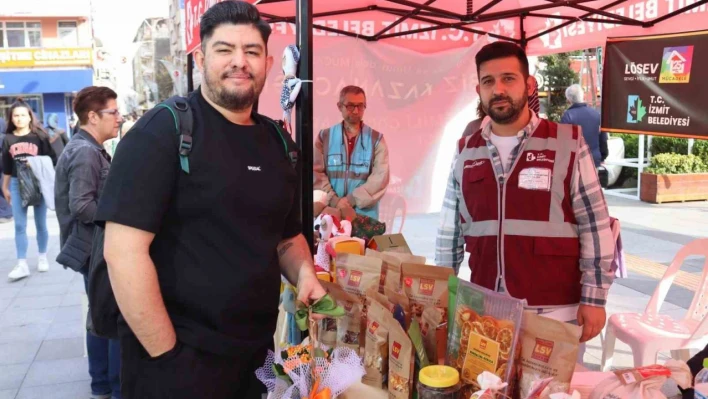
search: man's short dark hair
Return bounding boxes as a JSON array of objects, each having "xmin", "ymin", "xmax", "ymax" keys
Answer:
[
  {"xmin": 200, "ymin": 1, "xmax": 272, "ymax": 50},
  {"xmin": 475, "ymin": 41, "xmax": 529, "ymax": 77},
  {"xmin": 338, "ymin": 86, "xmax": 366, "ymax": 104},
  {"xmin": 73, "ymin": 86, "xmax": 118, "ymax": 125}
]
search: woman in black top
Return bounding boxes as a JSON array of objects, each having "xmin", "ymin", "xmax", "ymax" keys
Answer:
[{"xmin": 1, "ymin": 100, "xmax": 56, "ymax": 281}]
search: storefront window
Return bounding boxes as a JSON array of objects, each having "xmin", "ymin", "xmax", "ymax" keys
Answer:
[
  {"xmin": 1, "ymin": 22, "xmax": 42, "ymax": 48},
  {"xmin": 58, "ymin": 21, "xmax": 78, "ymax": 47}
]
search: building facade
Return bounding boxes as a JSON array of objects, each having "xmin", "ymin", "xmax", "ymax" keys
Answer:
[
  {"xmin": 132, "ymin": 18, "xmax": 172, "ymax": 113},
  {"xmin": 0, "ymin": 0, "xmax": 93, "ymax": 132}
]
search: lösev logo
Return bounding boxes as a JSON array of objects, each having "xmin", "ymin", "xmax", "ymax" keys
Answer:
[
  {"xmin": 419, "ymin": 278, "xmax": 435, "ymax": 296},
  {"xmin": 627, "ymin": 95, "xmax": 647, "ymax": 123},
  {"xmin": 659, "ymin": 46, "xmax": 693, "ymax": 84},
  {"xmin": 392, "ymin": 341, "xmax": 402, "ymax": 359},
  {"xmin": 369, "ymin": 321, "xmax": 380, "ymax": 335},
  {"xmin": 532, "ymin": 338, "xmax": 554, "ymax": 363},
  {"xmin": 348, "ymin": 271, "xmax": 363, "ymax": 287}
]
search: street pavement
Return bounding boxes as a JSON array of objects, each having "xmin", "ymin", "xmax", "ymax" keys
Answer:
[{"xmin": 0, "ymin": 195, "xmax": 706, "ymax": 398}]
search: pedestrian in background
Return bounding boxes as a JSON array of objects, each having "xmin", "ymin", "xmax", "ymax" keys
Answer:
[
  {"xmin": 2, "ymin": 100, "xmax": 56, "ymax": 281},
  {"xmin": 55, "ymin": 86, "xmax": 122, "ymax": 399},
  {"xmin": 561, "ymin": 84, "xmax": 608, "ymax": 167},
  {"xmin": 46, "ymin": 113, "xmax": 70, "ymax": 159}
]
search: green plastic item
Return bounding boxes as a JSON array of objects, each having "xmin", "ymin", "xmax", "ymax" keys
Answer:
[{"xmin": 447, "ymin": 275, "xmax": 459, "ymax": 345}]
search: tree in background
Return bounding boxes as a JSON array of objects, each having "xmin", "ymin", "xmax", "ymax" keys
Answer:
[{"xmin": 539, "ymin": 53, "xmax": 578, "ymax": 122}]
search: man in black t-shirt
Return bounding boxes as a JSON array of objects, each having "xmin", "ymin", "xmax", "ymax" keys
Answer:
[{"xmin": 94, "ymin": 2, "xmax": 325, "ymax": 398}]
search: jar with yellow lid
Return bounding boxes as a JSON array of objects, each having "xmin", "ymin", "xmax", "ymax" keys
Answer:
[{"xmin": 417, "ymin": 365, "xmax": 461, "ymax": 399}]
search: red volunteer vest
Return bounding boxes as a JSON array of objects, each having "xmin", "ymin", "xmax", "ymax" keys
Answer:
[{"xmin": 455, "ymin": 119, "xmax": 581, "ymax": 307}]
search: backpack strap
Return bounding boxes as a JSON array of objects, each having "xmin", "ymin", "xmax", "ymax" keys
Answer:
[
  {"xmin": 253, "ymin": 113, "xmax": 299, "ymax": 169},
  {"xmin": 156, "ymin": 96, "xmax": 193, "ymax": 174}
]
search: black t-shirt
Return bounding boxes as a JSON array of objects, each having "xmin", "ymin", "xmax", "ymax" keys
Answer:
[
  {"xmin": 1, "ymin": 132, "xmax": 56, "ymax": 177},
  {"xmin": 95, "ymin": 90, "xmax": 302, "ymax": 356}
]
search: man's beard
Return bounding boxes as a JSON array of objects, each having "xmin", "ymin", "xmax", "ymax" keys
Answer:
[
  {"xmin": 483, "ymin": 92, "xmax": 528, "ymax": 124},
  {"xmin": 204, "ymin": 65, "xmax": 265, "ymax": 111}
]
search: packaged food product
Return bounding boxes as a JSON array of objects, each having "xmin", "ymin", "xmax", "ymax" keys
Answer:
[
  {"xmin": 401, "ymin": 263, "xmax": 454, "ymax": 320},
  {"xmin": 417, "ymin": 365, "xmax": 461, "ymax": 399},
  {"xmin": 409, "ymin": 318, "xmax": 430, "ymax": 368},
  {"xmin": 366, "ymin": 286, "xmax": 394, "ymax": 312},
  {"xmin": 389, "ymin": 315, "xmax": 415, "ymax": 399},
  {"xmin": 421, "ymin": 306, "xmax": 445, "ymax": 365},
  {"xmin": 383, "ymin": 251, "xmax": 427, "ymax": 265},
  {"xmin": 518, "ymin": 312, "xmax": 582, "ymax": 399},
  {"xmin": 362, "ymin": 297, "xmax": 391, "ymax": 389},
  {"xmin": 385, "ymin": 287, "xmax": 411, "ymax": 328},
  {"xmin": 365, "ymin": 249, "xmax": 398, "ymax": 294},
  {"xmin": 447, "ymin": 281, "xmax": 525, "ymax": 397},
  {"xmin": 321, "ymin": 281, "xmax": 365, "ymax": 352},
  {"xmin": 336, "ymin": 253, "xmax": 383, "ymax": 299}
]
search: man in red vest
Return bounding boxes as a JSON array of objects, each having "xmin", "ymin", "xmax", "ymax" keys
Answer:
[{"xmin": 435, "ymin": 41, "xmax": 615, "ymax": 346}]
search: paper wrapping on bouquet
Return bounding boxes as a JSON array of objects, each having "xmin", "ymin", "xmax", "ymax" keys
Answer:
[{"xmin": 258, "ymin": 294, "xmax": 364, "ymax": 399}]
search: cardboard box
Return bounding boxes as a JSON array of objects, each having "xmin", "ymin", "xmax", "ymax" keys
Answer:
[{"xmin": 367, "ymin": 234, "xmax": 412, "ymax": 254}]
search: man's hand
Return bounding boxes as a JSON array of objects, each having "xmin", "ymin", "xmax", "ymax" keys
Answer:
[
  {"xmin": 296, "ymin": 267, "xmax": 326, "ymax": 306},
  {"xmin": 577, "ymin": 304, "xmax": 607, "ymax": 343},
  {"xmin": 2, "ymin": 189, "xmax": 10, "ymax": 204},
  {"xmin": 336, "ymin": 197, "xmax": 352, "ymax": 209}
]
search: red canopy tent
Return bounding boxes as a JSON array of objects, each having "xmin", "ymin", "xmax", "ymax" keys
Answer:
[{"xmin": 184, "ymin": 0, "xmax": 708, "ymax": 245}]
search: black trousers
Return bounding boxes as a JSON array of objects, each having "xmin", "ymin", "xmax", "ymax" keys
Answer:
[{"xmin": 120, "ymin": 333, "xmax": 268, "ymax": 399}]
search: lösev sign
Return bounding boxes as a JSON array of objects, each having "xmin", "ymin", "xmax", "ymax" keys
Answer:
[
  {"xmin": 601, "ymin": 30, "xmax": 708, "ymax": 139},
  {"xmin": 0, "ymin": 48, "xmax": 93, "ymax": 68}
]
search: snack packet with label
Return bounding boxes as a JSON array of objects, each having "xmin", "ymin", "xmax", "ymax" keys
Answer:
[
  {"xmin": 389, "ymin": 315, "xmax": 415, "ymax": 399},
  {"xmin": 518, "ymin": 312, "xmax": 582, "ymax": 399},
  {"xmin": 362, "ymin": 296, "xmax": 391, "ymax": 389},
  {"xmin": 321, "ymin": 281, "xmax": 365, "ymax": 353},
  {"xmin": 336, "ymin": 253, "xmax": 382, "ymax": 299},
  {"xmin": 401, "ymin": 264, "xmax": 454, "ymax": 320},
  {"xmin": 447, "ymin": 281, "xmax": 525, "ymax": 397}
]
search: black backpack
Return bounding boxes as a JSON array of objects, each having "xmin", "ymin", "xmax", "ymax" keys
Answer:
[{"xmin": 87, "ymin": 95, "xmax": 299, "ymax": 339}]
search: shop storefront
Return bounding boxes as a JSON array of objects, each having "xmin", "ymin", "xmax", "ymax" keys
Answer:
[{"xmin": 0, "ymin": 47, "xmax": 93, "ymax": 131}]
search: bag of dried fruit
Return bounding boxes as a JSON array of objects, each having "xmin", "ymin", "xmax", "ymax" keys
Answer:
[{"xmin": 447, "ymin": 280, "xmax": 526, "ymax": 398}]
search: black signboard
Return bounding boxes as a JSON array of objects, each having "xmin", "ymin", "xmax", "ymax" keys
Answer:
[{"xmin": 601, "ymin": 30, "xmax": 708, "ymax": 139}]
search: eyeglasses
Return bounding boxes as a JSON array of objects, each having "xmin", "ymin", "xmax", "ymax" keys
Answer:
[
  {"xmin": 98, "ymin": 109, "xmax": 121, "ymax": 117},
  {"xmin": 341, "ymin": 103, "xmax": 366, "ymax": 112}
]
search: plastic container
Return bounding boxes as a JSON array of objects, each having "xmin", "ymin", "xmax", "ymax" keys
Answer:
[
  {"xmin": 417, "ymin": 365, "xmax": 461, "ymax": 399},
  {"xmin": 696, "ymin": 358, "xmax": 708, "ymax": 399}
]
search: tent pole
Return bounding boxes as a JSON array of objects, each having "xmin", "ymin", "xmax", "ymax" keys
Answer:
[
  {"xmin": 296, "ymin": 0, "xmax": 315, "ymax": 250},
  {"xmin": 519, "ymin": 14, "xmax": 526, "ymax": 49},
  {"xmin": 187, "ymin": 53, "xmax": 194, "ymax": 94}
]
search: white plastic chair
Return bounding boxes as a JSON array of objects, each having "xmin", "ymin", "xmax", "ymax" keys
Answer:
[{"xmin": 601, "ymin": 238, "xmax": 708, "ymax": 371}]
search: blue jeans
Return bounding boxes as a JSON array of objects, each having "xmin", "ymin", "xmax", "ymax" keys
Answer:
[
  {"xmin": 9, "ymin": 177, "xmax": 48, "ymax": 259},
  {"xmin": 82, "ymin": 273, "xmax": 122, "ymax": 398}
]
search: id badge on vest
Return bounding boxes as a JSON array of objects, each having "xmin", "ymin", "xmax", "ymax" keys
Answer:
[{"xmin": 518, "ymin": 167, "xmax": 552, "ymax": 191}]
